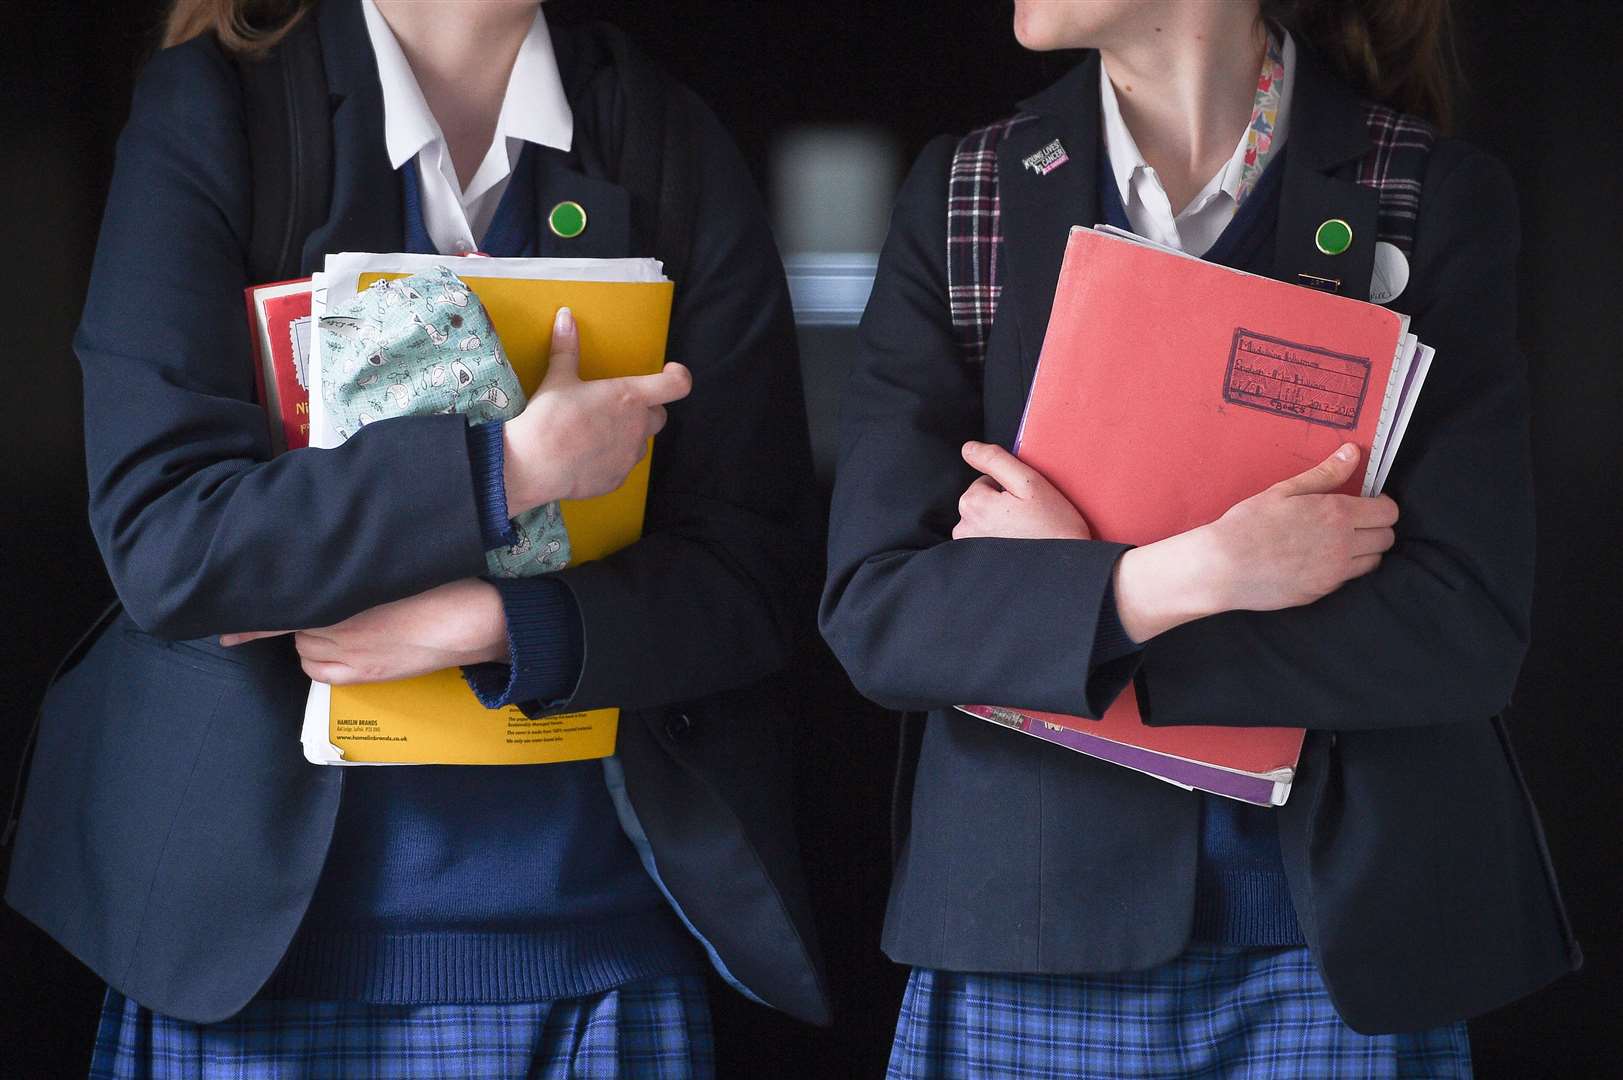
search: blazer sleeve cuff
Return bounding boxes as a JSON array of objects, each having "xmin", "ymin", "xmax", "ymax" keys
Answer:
[
  {"xmin": 1083, "ymin": 553, "xmax": 1144, "ymax": 717},
  {"xmin": 461, "ymin": 575, "xmax": 583, "ymax": 710}
]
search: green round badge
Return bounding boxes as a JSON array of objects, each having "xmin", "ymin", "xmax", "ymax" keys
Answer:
[
  {"xmin": 1315, "ymin": 218, "xmax": 1353, "ymax": 256},
  {"xmin": 548, "ymin": 200, "xmax": 588, "ymax": 239}
]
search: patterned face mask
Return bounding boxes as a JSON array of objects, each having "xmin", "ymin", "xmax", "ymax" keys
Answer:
[{"xmin": 320, "ymin": 264, "xmax": 571, "ymax": 578}]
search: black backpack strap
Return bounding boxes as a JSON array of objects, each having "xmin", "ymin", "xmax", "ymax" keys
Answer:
[{"xmin": 236, "ymin": 13, "xmax": 333, "ymax": 284}]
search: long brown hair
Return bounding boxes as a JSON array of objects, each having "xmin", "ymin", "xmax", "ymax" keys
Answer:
[
  {"xmin": 1262, "ymin": 0, "xmax": 1459, "ymax": 130},
  {"xmin": 163, "ymin": 0, "xmax": 314, "ymax": 56}
]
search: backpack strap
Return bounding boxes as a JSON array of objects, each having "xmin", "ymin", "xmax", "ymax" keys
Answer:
[
  {"xmin": 945, "ymin": 104, "xmax": 1437, "ymax": 365},
  {"xmin": 946, "ymin": 115, "xmax": 1035, "ymax": 366},
  {"xmin": 1354, "ymin": 104, "xmax": 1437, "ymax": 259},
  {"xmin": 236, "ymin": 13, "xmax": 333, "ymax": 284}
]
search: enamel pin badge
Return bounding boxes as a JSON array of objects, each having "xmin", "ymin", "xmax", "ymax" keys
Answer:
[{"xmin": 1022, "ymin": 139, "xmax": 1070, "ymax": 176}]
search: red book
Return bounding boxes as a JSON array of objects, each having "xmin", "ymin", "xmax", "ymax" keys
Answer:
[
  {"xmin": 244, "ymin": 277, "xmax": 315, "ymax": 454},
  {"xmin": 969, "ymin": 227, "xmax": 1416, "ymax": 803}
]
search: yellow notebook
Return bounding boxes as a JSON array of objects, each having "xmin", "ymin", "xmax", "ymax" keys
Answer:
[{"xmin": 306, "ymin": 269, "xmax": 673, "ymax": 765}]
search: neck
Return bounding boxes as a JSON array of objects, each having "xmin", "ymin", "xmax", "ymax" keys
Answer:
[
  {"xmin": 373, "ymin": 0, "xmax": 540, "ymax": 190},
  {"xmin": 1098, "ymin": 9, "xmax": 1267, "ymax": 214}
]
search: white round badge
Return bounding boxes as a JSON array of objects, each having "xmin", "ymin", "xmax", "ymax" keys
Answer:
[{"xmin": 1369, "ymin": 240, "xmax": 1410, "ymax": 305}]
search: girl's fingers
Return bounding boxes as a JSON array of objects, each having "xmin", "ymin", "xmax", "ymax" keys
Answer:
[
  {"xmin": 219, "ymin": 629, "xmax": 293, "ymax": 646},
  {"xmin": 1352, "ymin": 526, "xmax": 1396, "ymax": 556},
  {"xmin": 1347, "ymin": 553, "xmax": 1383, "ymax": 579},
  {"xmin": 300, "ymin": 658, "xmax": 356, "ymax": 685},
  {"xmin": 961, "ymin": 441, "xmax": 1037, "ymax": 498},
  {"xmin": 958, "ymin": 476, "xmax": 997, "ymax": 518},
  {"xmin": 292, "ymin": 630, "xmax": 345, "ymax": 663},
  {"xmin": 1351, "ymin": 494, "xmax": 1400, "ymax": 528}
]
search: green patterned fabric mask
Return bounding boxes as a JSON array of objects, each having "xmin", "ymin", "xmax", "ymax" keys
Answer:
[{"xmin": 320, "ymin": 265, "xmax": 570, "ymax": 577}]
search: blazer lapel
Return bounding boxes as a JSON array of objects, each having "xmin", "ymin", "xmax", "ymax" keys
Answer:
[
  {"xmin": 531, "ymin": 149, "xmax": 632, "ymax": 259},
  {"xmin": 300, "ymin": 0, "xmax": 405, "ymax": 271},
  {"xmin": 1001, "ymin": 52, "xmax": 1102, "ymax": 400},
  {"xmin": 1271, "ymin": 45, "xmax": 1378, "ymax": 300}
]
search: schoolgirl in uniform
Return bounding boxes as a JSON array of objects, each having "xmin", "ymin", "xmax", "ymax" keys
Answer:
[
  {"xmin": 822, "ymin": 0, "xmax": 1579, "ymax": 1075},
  {"xmin": 5, "ymin": 0, "xmax": 825, "ymax": 1075}
]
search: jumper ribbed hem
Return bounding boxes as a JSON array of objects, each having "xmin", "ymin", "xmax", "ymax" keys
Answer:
[
  {"xmin": 261, "ymin": 915, "xmax": 707, "ymax": 1005},
  {"xmin": 1191, "ymin": 867, "xmax": 1304, "ymax": 946},
  {"xmin": 466, "ymin": 420, "xmax": 519, "ymax": 550}
]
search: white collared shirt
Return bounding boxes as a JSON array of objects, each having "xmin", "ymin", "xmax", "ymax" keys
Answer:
[
  {"xmin": 1099, "ymin": 33, "xmax": 1295, "ymax": 257},
  {"xmin": 360, "ymin": 0, "xmax": 573, "ymax": 255}
]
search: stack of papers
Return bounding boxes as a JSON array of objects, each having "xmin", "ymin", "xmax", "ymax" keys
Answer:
[
  {"xmin": 246, "ymin": 253, "xmax": 673, "ymax": 766},
  {"xmin": 962, "ymin": 226, "xmax": 1437, "ymax": 806}
]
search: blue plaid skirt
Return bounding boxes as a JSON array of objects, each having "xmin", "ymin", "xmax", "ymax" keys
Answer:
[
  {"xmin": 89, "ymin": 975, "xmax": 713, "ymax": 1079},
  {"xmin": 887, "ymin": 946, "xmax": 1471, "ymax": 1079}
]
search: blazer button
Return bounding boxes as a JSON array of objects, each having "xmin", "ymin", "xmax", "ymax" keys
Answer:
[{"xmin": 664, "ymin": 711, "xmax": 694, "ymax": 741}]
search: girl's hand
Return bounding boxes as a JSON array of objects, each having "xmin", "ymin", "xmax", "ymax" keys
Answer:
[
  {"xmin": 1204, "ymin": 442, "xmax": 1399, "ymax": 611},
  {"xmin": 952, "ymin": 441, "xmax": 1092, "ymax": 541},
  {"xmin": 219, "ymin": 578, "xmax": 508, "ymax": 684},
  {"xmin": 502, "ymin": 306, "xmax": 693, "ymax": 516},
  {"xmin": 1113, "ymin": 443, "xmax": 1399, "ymax": 642}
]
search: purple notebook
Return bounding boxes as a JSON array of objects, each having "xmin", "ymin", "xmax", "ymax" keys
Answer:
[{"xmin": 957, "ymin": 705, "xmax": 1290, "ymax": 806}]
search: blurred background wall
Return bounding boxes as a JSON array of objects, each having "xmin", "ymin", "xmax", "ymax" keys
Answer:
[{"xmin": 4, "ymin": 2, "xmax": 1618, "ymax": 1075}]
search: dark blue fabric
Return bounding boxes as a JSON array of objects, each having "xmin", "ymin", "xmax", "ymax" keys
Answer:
[
  {"xmin": 1097, "ymin": 148, "xmax": 1303, "ymax": 948},
  {"xmin": 465, "ymin": 421, "xmax": 519, "ymax": 550},
  {"xmin": 274, "ymin": 149, "xmax": 694, "ymax": 1005},
  {"xmin": 464, "ymin": 576, "xmax": 583, "ymax": 709}
]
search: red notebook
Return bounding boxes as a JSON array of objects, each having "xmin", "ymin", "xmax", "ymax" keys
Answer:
[
  {"xmin": 966, "ymin": 227, "xmax": 1415, "ymax": 803},
  {"xmin": 244, "ymin": 277, "xmax": 315, "ymax": 454}
]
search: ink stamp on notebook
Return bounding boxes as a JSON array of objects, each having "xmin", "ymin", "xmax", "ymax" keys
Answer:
[{"xmin": 1223, "ymin": 329, "xmax": 1370, "ymax": 429}]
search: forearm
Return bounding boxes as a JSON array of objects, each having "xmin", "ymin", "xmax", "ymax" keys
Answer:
[
  {"xmin": 823, "ymin": 530, "xmax": 1133, "ymax": 715},
  {"xmin": 1138, "ymin": 542, "xmax": 1529, "ymax": 730},
  {"xmin": 88, "ymin": 399, "xmax": 489, "ymax": 639},
  {"xmin": 1110, "ymin": 525, "xmax": 1228, "ymax": 643},
  {"xmin": 546, "ymin": 492, "xmax": 811, "ymax": 714}
]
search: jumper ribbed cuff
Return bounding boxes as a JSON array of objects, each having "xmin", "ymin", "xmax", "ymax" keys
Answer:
[
  {"xmin": 462, "ymin": 576, "xmax": 583, "ymax": 709},
  {"xmin": 1091, "ymin": 576, "xmax": 1141, "ymax": 664},
  {"xmin": 261, "ymin": 916, "xmax": 707, "ymax": 1005},
  {"xmin": 466, "ymin": 420, "xmax": 519, "ymax": 550}
]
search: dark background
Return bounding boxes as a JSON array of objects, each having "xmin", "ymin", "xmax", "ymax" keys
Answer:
[{"xmin": 5, "ymin": 1, "xmax": 1618, "ymax": 1075}]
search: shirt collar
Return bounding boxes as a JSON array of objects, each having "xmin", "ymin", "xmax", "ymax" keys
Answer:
[
  {"xmin": 1098, "ymin": 30, "xmax": 1295, "ymax": 210},
  {"xmin": 360, "ymin": 0, "xmax": 574, "ymax": 175}
]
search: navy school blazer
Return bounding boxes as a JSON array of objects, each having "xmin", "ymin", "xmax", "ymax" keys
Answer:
[
  {"xmin": 6, "ymin": 0, "xmax": 828, "ymax": 1025},
  {"xmin": 820, "ymin": 48, "xmax": 1580, "ymax": 1034}
]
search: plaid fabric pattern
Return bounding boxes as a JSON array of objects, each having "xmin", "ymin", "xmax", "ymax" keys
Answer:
[
  {"xmin": 946, "ymin": 114, "xmax": 1035, "ymax": 365},
  {"xmin": 1356, "ymin": 104, "xmax": 1439, "ymax": 256},
  {"xmin": 887, "ymin": 947, "xmax": 1471, "ymax": 1080},
  {"xmin": 88, "ymin": 975, "xmax": 713, "ymax": 1080},
  {"xmin": 945, "ymin": 100, "xmax": 1437, "ymax": 365}
]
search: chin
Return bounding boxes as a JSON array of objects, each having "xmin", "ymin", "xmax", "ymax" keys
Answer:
[{"xmin": 1013, "ymin": 0, "xmax": 1134, "ymax": 52}]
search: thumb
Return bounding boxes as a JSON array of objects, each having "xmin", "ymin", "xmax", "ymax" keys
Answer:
[
  {"xmin": 541, "ymin": 307, "xmax": 580, "ymax": 387},
  {"xmin": 1274, "ymin": 442, "xmax": 1360, "ymax": 496}
]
